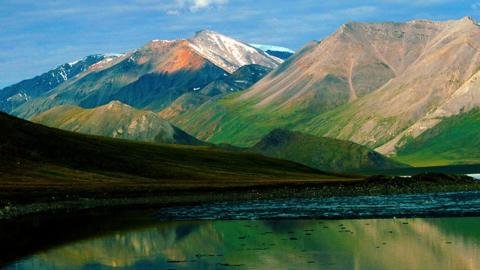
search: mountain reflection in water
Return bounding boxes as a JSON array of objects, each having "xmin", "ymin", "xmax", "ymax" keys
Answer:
[{"xmin": 7, "ymin": 217, "xmax": 480, "ymax": 270}]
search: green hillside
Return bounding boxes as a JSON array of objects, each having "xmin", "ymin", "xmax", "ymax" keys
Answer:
[
  {"xmin": 395, "ymin": 109, "xmax": 480, "ymax": 166},
  {"xmin": 250, "ymin": 129, "xmax": 407, "ymax": 173}
]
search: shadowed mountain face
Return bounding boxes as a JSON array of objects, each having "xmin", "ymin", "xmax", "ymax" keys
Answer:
[
  {"xmin": 250, "ymin": 129, "xmax": 406, "ymax": 173},
  {"xmin": 171, "ymin": 17, "xmax": 480, "ymax": 158},
  {"xmin": 199, "ymin": 64, "xmax": 273, "ymax": 96},
  {"xmin": 10, "ymin": 31, "xmax": 281, "ymax": 120},
  {"xmin": 0, "ymin": 54, "xmax": 118, "ymax": 114},
  {"xmin": 159, "ymin": 64, "xmax": 272, "ymax": 120},
  {"xmin": 31, "ymin": 100, "xmax": 203, "ymax": 145}
]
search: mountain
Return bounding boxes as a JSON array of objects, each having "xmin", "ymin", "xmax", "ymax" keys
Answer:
[
  {"xmin": 12, "ymin": 30, "xmax": 281, "ymax": 119},
  {"xmin": 159, "ymin": 64, "xmax": 272, "ymax": 120},
  {"xmin": 31, "ymin": 100, "xmax": 203, "ymax": 145},
  {"xmin": 251, "ymin": 44, "xmax": 295, "ymax": 60},
  {"xmin": 250, "ymin": 129, "xmax": 406, "ymax": 173},
  {"xmin": 0, "ymin": 54, "xmax": 120, "ymax": 113},
  {"xmin": 171, "ymin": 17, "xmax": 480, "ymax": 157},
  {"xmin": 0, "ymin": 111, "xmax": 341, "ymax": 202},
  {"xmin": 306, "ymin": 17, "xmax": 480, "ymax": 155},
  {"xmin": 395, "ymin": 109, "xmax": 480, "ymax": 166}
]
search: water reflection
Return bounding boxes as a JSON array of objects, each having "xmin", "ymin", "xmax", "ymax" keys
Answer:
[{"xmin": 6, "ymin": 217, "xmax": 480, "ymax": 269}]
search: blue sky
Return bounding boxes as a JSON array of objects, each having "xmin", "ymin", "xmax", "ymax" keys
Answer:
[{"xmin": 1, "ymin": 0, "xmax": 479, "ymax": 88}]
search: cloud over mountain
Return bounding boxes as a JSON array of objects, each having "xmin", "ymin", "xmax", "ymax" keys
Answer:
[{"xmin": 174, "ymin": 0, "xmax": 228, "ymax": 12}]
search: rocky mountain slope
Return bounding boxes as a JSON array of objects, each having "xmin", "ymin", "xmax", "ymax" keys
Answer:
[
  {"xmin": 306, "ymin": 17, "xmax": 480, "ymax": 154},
  {"xmin": 32, "ymin": 100, "xmax": 202, "ymax": 145}
]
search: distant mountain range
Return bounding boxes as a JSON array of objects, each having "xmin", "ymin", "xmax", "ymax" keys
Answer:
[
  {"xmin": 0, "ymin": 54, "xmax": 121, "ymax": 113},
  {"xmin": 2, "ymin": 18, "xmax": 479, "ymax": 172},
  {"xmin": 8, "ymin": 30, "xmax": 281, "ymax": 119}
]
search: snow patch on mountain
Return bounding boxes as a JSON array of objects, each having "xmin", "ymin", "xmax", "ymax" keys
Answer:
[{"xmin": 188, "ymin": 30, "xmax": 282, "ymax": 73}]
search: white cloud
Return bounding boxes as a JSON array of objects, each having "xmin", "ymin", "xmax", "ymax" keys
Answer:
[{"xmin": 174, "ymin": 0, "xmax": 228, "ymax": 12}]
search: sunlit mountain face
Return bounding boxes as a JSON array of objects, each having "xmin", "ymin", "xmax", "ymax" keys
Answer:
[{"xmin": 9, "ymin": 217, "xmax": 480, "ymax": 270}]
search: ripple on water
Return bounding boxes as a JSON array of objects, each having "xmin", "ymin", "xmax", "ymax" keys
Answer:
[{"xmin": 157, "ymin": 191, "xmax": 480, "ymax": 220}]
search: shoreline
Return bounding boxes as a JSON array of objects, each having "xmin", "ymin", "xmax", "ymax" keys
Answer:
[{"xmin": 2, "ymin": 173, "xmax": 480, "ymax": 221}]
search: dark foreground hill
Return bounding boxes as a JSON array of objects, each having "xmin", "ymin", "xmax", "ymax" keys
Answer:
[{"xmin": 0, "ymin": 112, "xmax": 344, "ymax": 204}]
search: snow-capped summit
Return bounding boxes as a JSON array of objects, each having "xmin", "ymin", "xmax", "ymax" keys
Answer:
[{"xmin": 188, "ymin": 30, "xmax": 282, "ymax": 73}]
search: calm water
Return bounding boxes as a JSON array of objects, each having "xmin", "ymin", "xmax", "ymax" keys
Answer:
[{"xmin": 6, "ymin": 217, "xmax": 480, "ymax": 270}]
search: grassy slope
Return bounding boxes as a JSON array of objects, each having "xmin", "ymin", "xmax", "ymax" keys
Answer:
[
  {"xmin": 0, "ymin": 112, "xmax": 346, "ymax": 203},
  {"xmin": 249, "ymin": 129, "xmax": 407, "ymax": 173},
  {"xmin": 395, "ymin": 109, "xmax": 480, "ymax": 166}
]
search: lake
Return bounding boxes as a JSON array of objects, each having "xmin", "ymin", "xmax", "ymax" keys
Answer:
[
  {"xmin": 4, "ymin": 191, "xmax": 480, "ymax": 269},
  {"xmin": 5, "ymin": 217, "xmax": 480, "ymax": 270}
]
